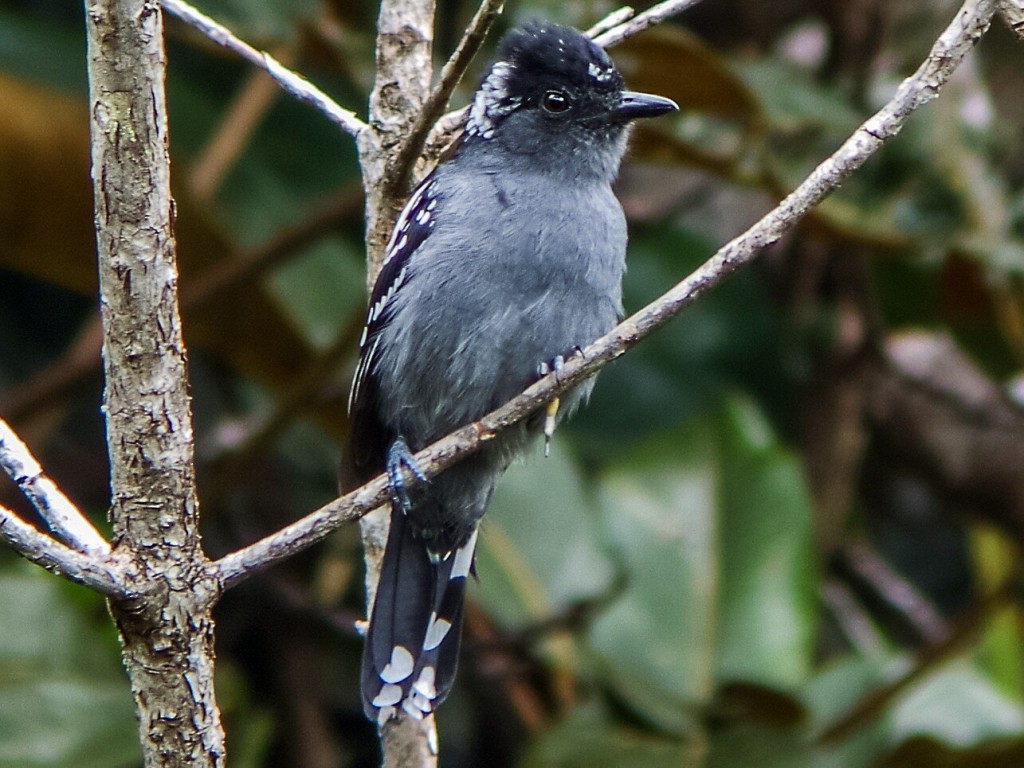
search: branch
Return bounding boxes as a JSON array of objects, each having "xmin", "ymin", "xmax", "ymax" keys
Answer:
[
  {"xmin": 160, "ymin": 0, "xmax": 367, "ymax": 137},
  {"xmin": 1001, "ymin": 0, "xmax": 1024, "ymax": 40},
  {"xmin": 212, "ymin": 0, "xmax": 998, "ymax": 588},
  {"xmin": 358, "ymin": 1, "xmax": 440, "ymax": 762},
  {"xmin": 592, "ymin": 0, "xmax": 706, "ymax": 47},
  {"xmin": 389, "ymin": 0, "xmax": 505, "ymax": 195},
  {"xmin": 584, "ymin": 6, "xmax": 636, "ymax": 38},
  {"xmin": 0, "ymin": 418, "xmax": 109, "ymax": 555},
  {"xmin": 0, "ymin": 505, "xmax": 127, "ymax": 596},
  {"xmin": 817, "ymin": 572, "xmax": 1019, "ymax": 744},
  {"xmin": 87, "ymin": 0, "xmax": 224, "ymax": 763}
]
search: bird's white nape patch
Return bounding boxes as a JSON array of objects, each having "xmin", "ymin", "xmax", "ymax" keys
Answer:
[
  {"xmin": 450, "ymin": 528, "xmax": 478, "ymax": 579},
  {"xmin": 380, "ymin": 645, "xmax": 415, "ymax": 683},
  {"xmin": 423, "ymin": 613, "xmax": 452, "ymax": 651},
  {"xmin": 372, "ymin": 684, "xmax": 403, "ymax": 707},
  {"xmin": 467, "ymin": 61, "xmax": 521, "ymax": 139}
]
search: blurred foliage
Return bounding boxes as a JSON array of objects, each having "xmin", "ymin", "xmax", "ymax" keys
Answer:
[{"xmin": 2, "ymin": 0, "xmax": 1024, "ymax": 767}]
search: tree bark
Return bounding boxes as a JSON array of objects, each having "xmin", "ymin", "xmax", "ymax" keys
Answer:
[
  {"xmin": 357, "ymin": 1, "xmax": 441, "ymax": 764},
  {"xmin": 85, "ymin": 1, "xmax": 223, "ymax": 765}
]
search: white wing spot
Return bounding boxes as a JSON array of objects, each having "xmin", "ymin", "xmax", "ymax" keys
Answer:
[
  {"xmin": 409, "ymin": 691, "xmax": 433, "ymax": 713},
  {"xmin": 402, "ymin": 698, "xmax": 425, "ymax": 720},
  {"xmin": 380, "ymin": 645, "xmax": 414, "ymax": 683},
  {"xmin": 413, "ymin": 666, "xmax": 437, "ymax": 699},
  {"xmin": 377, "ymin": 705, "xmax": 397, "ymax": 726},
  {"xmin": 423, "ymin": 614, "xmax": 452, "ymax": 652},
  {"xmin": 450, "ymin": 528, "xmax": 478, "ymax": 580},
  {"xmin": 372, "ymin": 684, "xmax": 403, "ymax": 707}
]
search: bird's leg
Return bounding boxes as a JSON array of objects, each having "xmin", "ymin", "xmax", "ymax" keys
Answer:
[
  {"xmin": 386, "ymin": 436, "xmax": 427, "ymax": 514},
  {"xmin": 537, "ymin": 355, "xmax": 566, "ymax": 457}
]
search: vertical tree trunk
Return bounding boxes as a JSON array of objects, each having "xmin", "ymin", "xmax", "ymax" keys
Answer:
[
  {"xmin": 85, "ymin": 1, "xmax": 223, "ymax": 765},
  {"xmin": 357, "ymin": 1, "xmax": 440, "ymax": 764}
]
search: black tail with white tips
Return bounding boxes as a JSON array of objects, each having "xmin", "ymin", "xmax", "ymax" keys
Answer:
[{"xmin": 361, "ymin": 511, "xmax": 478, "ymax": 725}]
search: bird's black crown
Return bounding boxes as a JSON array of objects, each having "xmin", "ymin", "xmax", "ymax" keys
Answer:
[
  {"xmin": 466, "ymin": 22, "xmax": 624, "ymax": 139},
  {"xmin": 499, "ymin": 22, "xmax": 623, "ymax": 96}
]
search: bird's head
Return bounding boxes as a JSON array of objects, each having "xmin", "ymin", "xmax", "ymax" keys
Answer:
[{"xmin": 465, "ymin": 22, "xmax": 677, "ymax": 179}]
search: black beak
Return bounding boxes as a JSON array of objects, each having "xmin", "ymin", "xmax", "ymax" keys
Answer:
[{"xmin": 614, "ymin": 91, "xmax": 678, "ymax": 121}]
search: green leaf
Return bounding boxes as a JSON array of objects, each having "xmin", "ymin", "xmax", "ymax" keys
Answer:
[
  {"xmin": 584, "ymin": 398, "xmax": 816, "ymax": 732},
  {"xmin": 474, "ymin": 444, "xmax": 616, "ymax": 628},
  {"xmin": 521, "ymin": 703, "xmax": 698, "ymax": 768},
  {"xmin": 0, "ymin": 566, "xmax": 139, "ymax": 768},
  {"xmin": 887, "ymin": 661, "xmax": 1024, "ymax": 747},
  {"xmin": 714, "ymin": 398, "xmax": 817, "ymax": 689},
  {"xmin": 267, "ymin": 238, "xmax": 366, "ymax": 348},
  {"xmin": 588, "ymin": 416, "xmax": 719, "ymax": 719}
]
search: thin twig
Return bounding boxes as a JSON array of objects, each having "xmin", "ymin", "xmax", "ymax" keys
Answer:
[
  {"xmin": 0, "ymin": 505, "xmax": 126, "ymax": 596},
  {"xmin": 584, "ymin": 6, "xmax": 636, "ymax": 38},
  {"xmin": 190, "ymin": 66, "xmax": 282, "ymax": 201},
  {"xmin": 213, "ymin": 0, "xmax": 999, "ymax": 589},
  {"xmin": 843, "ymin": 539, "xmax": 949, "ymax": 645},
  {"xmin": 389, "ymin": 0, "xmax": 505, "ymax": 195},
  {"xmin": 161, "ymin": 0, "xmax": 367, "ymax": 137},
  {"xmin": 0, "ymin": 419, "xmax": 110, "ymax": 555},
  {"xmin": 817, "ymin": 573, "xmax": 1019, "ymax": 745},
  {"xmin": 592, "ymin": 0, "xmax": 706, "ymax": 47}
]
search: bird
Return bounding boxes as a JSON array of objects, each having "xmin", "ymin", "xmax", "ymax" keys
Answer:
[{"xmin": 342, "ymin": 20, "xmax": 677, "ymax": 726}]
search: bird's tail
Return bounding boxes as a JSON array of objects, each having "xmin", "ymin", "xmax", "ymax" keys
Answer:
[{"xmin": 361, "ymin": 511, "xmax": 477, "ymax": 725}]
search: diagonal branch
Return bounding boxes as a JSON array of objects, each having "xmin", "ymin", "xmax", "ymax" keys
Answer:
[
  {"xmin": 160, "ymin": 0, "xmax": 367, "ymax": 137},
  {"xmin": 584, "ymin": 6, "xmax": 637, "ymax": 39},
  {"xmin": 0, "ymin": 418, "xmax": 109, "ymax": 555},
  {"xmin": 592, "ymin": 0, "xmax": 707, "ymax": 47},
  {"xmin": 388, "ymin": 0, "xmax": 505, "ymax": 196},
  {"xmin": 0, "ymin": 505, "xmax": 127, "ymax": 596},
  {"xmin": 212, "ymin": 0, "xmax": 999, "ymax": 590},
  {"xmin": 1002, "ymin": 0, "xmax": 1024, "ymax": 40}
]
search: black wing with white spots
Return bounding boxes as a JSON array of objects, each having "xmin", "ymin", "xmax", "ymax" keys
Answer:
[{"xmin": 348, "ymin": 172, "xmax": 441, "ymax": 419}]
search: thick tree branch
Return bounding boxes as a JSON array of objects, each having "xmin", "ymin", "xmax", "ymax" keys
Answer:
[
  {"xmin": 0, "ymin": 505, "xmax": 127, "ymax": 596},
  {"xmin": 357, "ymin": 1, "xmax": 440, "ymax": 763},
  {"xmin": 212, "ymin": 0, "xmax": 998, "ymax": 589},
  {"xmin": 1001, "ymin": 0, "xmax": 1024, "ymax": 40},
  {"xmin": 86, "ymin": 0, "xmax": 223, "ymax": 765},
  {"xmin": 160, "ymin": 0, "xmax": 367, "ymax": 136},
  {"xmin": 0, "ymin": 418, "xmax": 109, "ymax": 555}
]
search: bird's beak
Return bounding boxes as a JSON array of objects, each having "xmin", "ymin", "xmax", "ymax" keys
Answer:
[{"xmin": 614, "ymin": 91, "xmax": 678, "ymax": 121}]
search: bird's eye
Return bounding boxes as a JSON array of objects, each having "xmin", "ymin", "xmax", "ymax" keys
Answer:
[{"xmin": 541, "ymin": 90, "xmax": 571, "ymax": 113}]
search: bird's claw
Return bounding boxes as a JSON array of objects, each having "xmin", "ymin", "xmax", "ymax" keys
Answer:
[
  {"xmin": 537, "ymin": 356, "xmax": 566, "ymax": 457},
  {"xmin": 386, "ymin": 437, "xmax": 427, "ymax": 514}
]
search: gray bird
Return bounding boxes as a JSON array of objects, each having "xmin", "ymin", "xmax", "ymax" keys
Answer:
[{"xmin": 342, "ymin": 21, "xmax": 677, "ymax": 725}]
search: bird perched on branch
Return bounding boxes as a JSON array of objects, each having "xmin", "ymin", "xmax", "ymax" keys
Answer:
[{"xmin": 342, "ymin": 21, "xmax": 676, "ymax": 726}]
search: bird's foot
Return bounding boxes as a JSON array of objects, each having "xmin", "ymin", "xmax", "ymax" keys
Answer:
[
  {"xmin": 386, "ymin": 437, "xmax": 427, "ymax": 514},
  {"xmin": 537, "ymin": 356, "xmax": 566, "ymax": 457}
]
